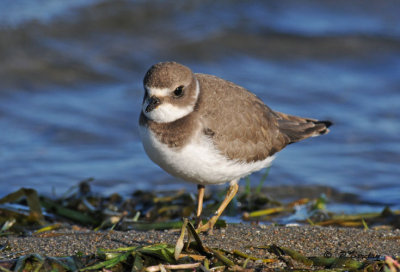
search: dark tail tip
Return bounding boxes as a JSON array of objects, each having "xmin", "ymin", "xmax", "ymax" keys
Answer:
[
  {"xmin": 314, "ymin": 120, "xmax": 333, "ymax": 135},
  {"xmin": 316, "ymin": 120, "xmax": 333, "ymax": 128}
]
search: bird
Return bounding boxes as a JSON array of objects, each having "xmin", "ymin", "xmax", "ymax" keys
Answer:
[{"xmin": 138, "ymin": 61, "xmax": 332, "ymax": 233}]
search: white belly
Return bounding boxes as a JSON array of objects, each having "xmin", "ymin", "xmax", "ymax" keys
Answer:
[{"xmin": 139, "ymin": 125, "xmax": 275, "ymax": 185}]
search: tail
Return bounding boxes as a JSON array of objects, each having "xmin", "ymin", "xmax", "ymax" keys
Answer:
[{"xmin": 274, "ymin": 111, "xmax": 332, "ymax": 144}]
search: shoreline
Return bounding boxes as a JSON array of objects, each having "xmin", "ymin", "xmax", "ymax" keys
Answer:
[{"xmin": 1, "ymin": 224, "xmax": 399, "ymax": 270}]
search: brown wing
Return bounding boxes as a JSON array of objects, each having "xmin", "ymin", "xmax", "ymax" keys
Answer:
[
  {"xmin": 196, "ymin": 74, "xmax": 332, "ymax": 163},
  {"xmin": 196, "ymin": 74, "xmax": 288, "ymax": 163}
]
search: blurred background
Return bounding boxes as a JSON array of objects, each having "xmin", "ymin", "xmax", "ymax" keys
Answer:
[{"xmin": 0, "ymin": 0, "xmax": 399, "ymax": 212}]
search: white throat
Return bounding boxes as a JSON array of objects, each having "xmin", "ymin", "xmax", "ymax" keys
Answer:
[{"xmin": 142, "ymin": 79, "xmax": 199, "ymax": 123}]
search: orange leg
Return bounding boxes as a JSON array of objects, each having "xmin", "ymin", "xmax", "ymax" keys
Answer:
[
  {"xmin": 196, "ymin": 185, "xmax": 205, "ymax": 227},
  {"xmin": 197, "ymin": 181, "xmax": 239, "ymax": 233}
]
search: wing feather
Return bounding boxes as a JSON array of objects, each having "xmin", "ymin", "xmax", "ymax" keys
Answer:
[
  {"xmin": 195, "ymin": 74, "xmax": 331, "ymax": 163},
  {"xmin": 196, "ymin": 74, "xmax": 287, "ymax": 163}
]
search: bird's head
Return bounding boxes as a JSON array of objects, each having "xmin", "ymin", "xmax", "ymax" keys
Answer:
[{"xmin": 142, "ymin": 62, "xmax": 199, "ymax": 123}]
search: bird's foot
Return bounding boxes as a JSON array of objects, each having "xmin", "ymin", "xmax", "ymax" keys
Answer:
[{"xmin": 196, "ymin": 217, "xmax": 217, "ymax": 234}]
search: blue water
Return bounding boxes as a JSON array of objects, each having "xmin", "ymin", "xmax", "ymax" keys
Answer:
[{"xmin": 0, "ymin": 0, "xmax": 399, "ymax": 211}]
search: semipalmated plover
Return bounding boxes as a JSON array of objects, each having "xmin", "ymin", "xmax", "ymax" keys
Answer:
[{"xmin": 139, "ymin": 62, "xmax": 332, "ymax": 232}]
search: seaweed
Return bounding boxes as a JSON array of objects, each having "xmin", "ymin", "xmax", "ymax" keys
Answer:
[
  {"xmin": 0, "ymin": 180, "xmax": 399, "ymax": 271},
  {"xmin": 0, "ymin": 226, "xmax": 399, "ymax": 271}
]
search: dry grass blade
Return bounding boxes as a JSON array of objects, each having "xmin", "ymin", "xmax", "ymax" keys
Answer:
[
  {"xmin": 233, "ymin": 250, "xmax": 276, "ymax": 263},
  {"xmin": 145, "ymin": 263, "xmax": 201, "ymax": 271},
  {"xmin": 174, "ymin": 218, "xmax": 188, "ymax": 260},
  {"xmin": 33, "ymin": 223, "xmax": 62, "ymax": 235},
  {"xmin": 362, "ymin": 218, "xmax": 369, "ymax": 230},
  {"xmin": 248, "ymin": 206, "xmax": 287, "ymax": 217},
  {"xmin": 208, "ymin": 248, "xmax": 234, "ymax": 268},
  {"xmin": 186, "ymin": 221, "xmax": 208, "ymax": 254},
  {"xmin": 209, "ymin": 265, "xmax": 225, "ymax": 271},
  {"xmin": 178, "ymin": 254, "xmax": 206, "ymax": 261},
  {"xmin": 316, "ymin": 219, "xmax": 363, "ymax": 227},
  {"xmin": 153, "ymin": 190, "xmax": 185, "ymax": 203}
]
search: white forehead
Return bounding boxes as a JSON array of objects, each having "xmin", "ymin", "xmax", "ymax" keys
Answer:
[{"xmin": 145, "ymin": 86, "xmax": 171, "ymax": 97}]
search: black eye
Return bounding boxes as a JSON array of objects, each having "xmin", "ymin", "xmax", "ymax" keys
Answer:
[{"xmin": 173, "ymin": 86, "xmax": 184, "ymax": 97}]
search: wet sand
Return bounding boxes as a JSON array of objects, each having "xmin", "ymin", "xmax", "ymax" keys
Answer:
[{"xmin": 1, "ymin": 224, "xmax": 399, "ymax": 269}]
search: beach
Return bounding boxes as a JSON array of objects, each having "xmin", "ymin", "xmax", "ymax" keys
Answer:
[{"xmin": 1, "ymin": 224, "xmax": 399, "ymax": 270}]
